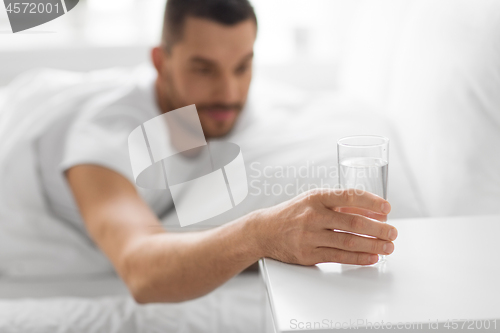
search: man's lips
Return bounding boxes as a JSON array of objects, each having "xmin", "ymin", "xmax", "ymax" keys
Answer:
[{"xmin": 203, "ymin": 108, "xmax": 237, "ymax": 121}]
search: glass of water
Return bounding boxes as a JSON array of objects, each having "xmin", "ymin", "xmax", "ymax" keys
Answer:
[{"xmin": 337, "ymin": 135, "xmax": 389, "ymax": 264}]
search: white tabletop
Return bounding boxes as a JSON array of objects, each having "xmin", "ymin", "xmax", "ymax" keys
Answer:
[{"xmin": 259, "ymin": 214, "xmax": 500, "ymax": 332}]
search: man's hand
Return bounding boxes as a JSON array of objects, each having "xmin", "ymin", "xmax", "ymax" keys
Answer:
[{"xmin": 253, "ymin": 189, "xmax": 397, "ymax": 266}]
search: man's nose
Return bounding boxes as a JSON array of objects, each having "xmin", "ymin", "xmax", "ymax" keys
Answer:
[{"xmin": 213, "ymin": 72, "xmax": 239, "ymax": 103}]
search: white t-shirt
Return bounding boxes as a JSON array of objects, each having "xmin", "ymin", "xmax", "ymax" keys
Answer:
[{"xmin": 35, "ymin": 66, "xmax": 174, "ymax": 232}]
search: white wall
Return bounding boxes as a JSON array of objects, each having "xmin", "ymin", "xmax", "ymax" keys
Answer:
[{"xmin": 0, "ymin": 0, "xmax": 363, "ymax": 90}]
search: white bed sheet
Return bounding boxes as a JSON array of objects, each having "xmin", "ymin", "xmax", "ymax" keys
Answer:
[{"xmin": 0, "ymin": 272, "xmax": 266, "ymax": 333}]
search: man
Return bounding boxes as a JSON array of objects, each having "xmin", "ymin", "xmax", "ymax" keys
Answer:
[{"xmin": 37, "ymin": 0, "xmax": 397, "ymax": 305}]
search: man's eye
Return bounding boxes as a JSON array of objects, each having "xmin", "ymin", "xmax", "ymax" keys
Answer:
[
  {"xmin": 193, "ymin": 67, "xmax": 213, "ymax": 75},
  {"xmin": 235, "ymin": 65, "xmax": 249, "ymax": 75}
]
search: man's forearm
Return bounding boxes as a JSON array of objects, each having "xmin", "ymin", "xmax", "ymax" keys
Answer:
[{"xmin": 122, "ymin": 209, "xmax": 265, "ymax": 303}]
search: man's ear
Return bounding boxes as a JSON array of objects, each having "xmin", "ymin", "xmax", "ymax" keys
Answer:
[{"xmin": 151, "ymin": 47, "xmax": 169, "ymax": 77}]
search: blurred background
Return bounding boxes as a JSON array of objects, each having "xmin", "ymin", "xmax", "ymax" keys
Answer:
[
  {"xmin": 2, "ymin": 0, "xmax": 499, "ymax": 219},
  {"xmin": 0, "ymin": 0, "xmax": 363, "ymax": 89}
]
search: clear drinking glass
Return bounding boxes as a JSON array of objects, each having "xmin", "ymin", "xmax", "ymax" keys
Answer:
[{"xmin": 337, "ymin": 135, "xmax": 389, "ymax": 264}]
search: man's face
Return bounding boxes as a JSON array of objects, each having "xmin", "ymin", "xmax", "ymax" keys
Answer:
[{"xmin": 154, "ymin": 17, "xmax": 256, "ymax": 138}]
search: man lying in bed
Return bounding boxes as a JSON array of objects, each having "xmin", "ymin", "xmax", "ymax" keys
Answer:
[{"xmin": 41, "ymin": 0, "xmax": 397, "ymax": 303}]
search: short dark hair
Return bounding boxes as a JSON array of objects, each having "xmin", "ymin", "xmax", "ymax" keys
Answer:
[{"xmin": 161, "ymin": 0, "xmax": 258, "ymax": 52}]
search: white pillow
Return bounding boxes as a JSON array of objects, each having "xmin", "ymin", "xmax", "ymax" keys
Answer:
[{"xmin": 386, "ymin": 0, "xmax": 500, "ymax": 216}]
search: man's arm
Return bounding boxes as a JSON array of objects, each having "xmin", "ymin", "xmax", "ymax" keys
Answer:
[
  {"xmin": 66, "ymin": 164, "xmax": 261, "ymax": 303},
  {"xmin": 66, "ymin": 165, "xmax": 397, "ymax": 304}
]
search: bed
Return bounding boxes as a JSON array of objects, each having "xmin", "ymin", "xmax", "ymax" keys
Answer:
[{"xmin": 0, "ymin": 272, "xmax": 266, "ymax": 333}]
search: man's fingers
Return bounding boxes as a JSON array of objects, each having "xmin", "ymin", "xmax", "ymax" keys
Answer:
[
  {"xmin": 333, "ymin": 207, "xmax": 387, "ymax": 222},
  {"xmin": 311, "ymin": 247, "xmax": 379, "ymax": 265},
  {"xmin": 325, "ymin": 211, "xmax": 398, "ymax": 241},
  {"xmin": 316, "ymin": 230, "xmax": 395, "ymax": 255},
  {"xmin": 314, "ymin": 189, "xmax": 391, "ymax": 215}
]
